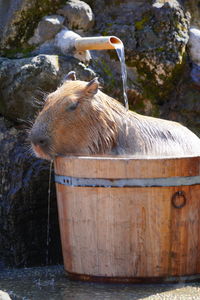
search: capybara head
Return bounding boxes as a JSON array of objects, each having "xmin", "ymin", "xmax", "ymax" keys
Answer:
[{"xmin": 29, "ymin": 71, "xmax": 120, "ymax": 160}]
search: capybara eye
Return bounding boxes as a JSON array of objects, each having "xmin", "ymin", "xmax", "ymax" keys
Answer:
[{"xmin": 66, "ymin": 102, "xmax": 79, "ymax": 111}]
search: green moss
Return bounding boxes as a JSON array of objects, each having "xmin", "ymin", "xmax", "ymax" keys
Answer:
[
  {"xmin": 133, "ymin": 99, "xmax": 145, "ymax": 112},
  {"xmin": 156, "ymin": 47, "xmax": 165, "ymax": 52},
  {"xmin": 101, "ymin": 60, "xmax": 116, "ymax": 90},
  {"xmin": 4, "ymin": 46, "xmax": 35, "ymax": 58},
  {"xmin": 127, "ymin": 52, "xmax": 186, "ymax": 117},
  {"xmin": 1, "ymin": 0, "xmax": 66, "ymax": 57},
  {"xmin": 102, "ymin": 31, "xmax": 109, "ymax": 36},
  {"xmin": 135, "ymin": 15, "xmax": 150, "ymax": 31}
]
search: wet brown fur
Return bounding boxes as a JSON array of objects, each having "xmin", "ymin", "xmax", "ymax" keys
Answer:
[{"xmin": 30, "ymin": 78, "xmax": 200, "ymax": 159}]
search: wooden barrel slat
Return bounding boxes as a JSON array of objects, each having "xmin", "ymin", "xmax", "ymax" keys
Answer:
[
  {"xmin": 54, "ymin": 155, "xmax": 200, "ymax": 281},
  {"xmin": 54, "ymin": 156, "xmax": 200, "ymax": 179}
]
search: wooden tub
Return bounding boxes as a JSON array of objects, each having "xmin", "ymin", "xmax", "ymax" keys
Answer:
[{"xmin": 54, "ymin": 155, "xmax": 200, "ymax": 283}]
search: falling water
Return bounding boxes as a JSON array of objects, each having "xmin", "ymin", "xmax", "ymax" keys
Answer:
[
  {"xmin": 114, "ymin": 43, "xmax": 129, "ymax": 111},
  {"xmin": 46, "ymin": 160, "xmax": 53, "ymax": 265}
]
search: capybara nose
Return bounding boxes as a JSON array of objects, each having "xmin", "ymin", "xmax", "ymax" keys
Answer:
[{"xmin": 30, "ymin": 134, "xmax": 50, "ymax": 149}]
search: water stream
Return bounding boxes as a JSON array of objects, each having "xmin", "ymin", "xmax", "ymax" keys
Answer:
[
  {"xmin": 46, "ymin": 160, "xmax": 53, "ymax": 265},
  {"xmin": 113, "ymin": 43, "xmax": 129, "ymax": 111}
]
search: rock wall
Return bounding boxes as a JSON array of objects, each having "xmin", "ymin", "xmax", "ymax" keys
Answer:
[
  {"xmin": 0, "ymin": 54, "xmax": 95, "ymax": 267},
  {"xmin": 0, "ymin": 0, "xmax": 66, "ymax": 56},
  {"xmin": 0, "ymin": 0, "xmax": 199, "ymax": 267},
  {"xmin": 0, "ymin": 117, "xmax": 61, "ymax": 267}
]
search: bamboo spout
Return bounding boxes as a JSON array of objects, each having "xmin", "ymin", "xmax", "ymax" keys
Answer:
[{"xmin": 74, "ymin": 36, "xmax": 122, "ymax": 51}]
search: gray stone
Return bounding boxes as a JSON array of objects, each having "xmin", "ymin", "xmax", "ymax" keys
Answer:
[
  {"xmin": 30, "ymin": 39, "xmax": 57, "ymax": 56},
  {"xmin": 90, "ymin": 0, "xmax": 190, "ymax": 114},
  {"xmin": 185, "ymin": 0, "xmax": 200, "ymax": 28},
  {"xmin": 57, "ymin": 0, "xmax": 95, "ymax": 31},
  {"xmin": 28, "ymin": 15, "xmax": 65, "ymax": 46},
  {"xmin": 161, "ymin": 62, "xmax": 200, "ymax": 138},
  {"xmin": 0, "ymin": 54, "xmax": 95, "ymax": 123},
  {"xmin": 0, "ymin": 0, "xmax": 66, "ymax": 56},
  {"xmin": 0, "ymin": 291, "xmax": 11, "ymax": 300},
  {"xmin": 188, "ymin": 27, "xmax": 200, "ymax": 65},
  {"xmin": 0, "ymin": 55, "xmax": 60, "ymax": 122},
  {"xmin": 0, "ymin": 57, "xmax": 96, "ymax": 267},
  {"xmin": 0, "ymin": 117, "xmax": 62, "ymax": 267}
]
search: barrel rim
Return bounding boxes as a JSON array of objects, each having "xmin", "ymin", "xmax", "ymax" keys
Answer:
[{"xmin": 55, "ymin": 154, "xmax": 200, "ymax": 162}]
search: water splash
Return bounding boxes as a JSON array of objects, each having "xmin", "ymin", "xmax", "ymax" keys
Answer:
[
  {"xmin": 113, "ymin": 43, "xmax": 129, "ymax": 111},
  {"xmin": 46, "ymin": 160, "xmax": 53, "ymax": 265}
]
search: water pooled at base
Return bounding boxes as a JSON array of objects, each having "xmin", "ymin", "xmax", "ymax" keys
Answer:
[{"xmin": 114, "ymin": 43, "xmax": 129, "ymax": 111}]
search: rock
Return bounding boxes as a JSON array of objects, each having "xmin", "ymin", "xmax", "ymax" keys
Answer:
[
  {"xmin": 54, "ymin": 28, "xmax": 91, "ymax": 63},
  {"xmin": 28, "ymin": 15, "xmax": 65, "ymax": 46},
  {"xmin": 0, "ymin": 117, "xmax": 62, "ymax": 267},
  {"xmin": 188, "ymin": 28, "xmax": 200, "ymax": 65},
  {"xmin": 0, "ymin": 0, "xmax": 66, "ymax": 57},
  {"xmin": 161, "ymin": 62, "xmax": 200, "ymax": 137},
  {"xmin": 188, "ymin": 28, "xmax": 200, "ymax": 86},
  {"xmin": 190, "ymin": 63, "xmax": 200, "ymax": 86},
  {"xmin": 184, "ymin": 0, "xmax": 200, "ymax": 28},
  {"xmin": 0, "ymin": 56, "xmax": 96, "ymax": 267},
  {"xmin": 153, "ymin": 0, "xmax": 180, "ymax": 8},
  {"xmin": 91, "ymin": 0, "xmax": 190, "ymax": 114},
  {"xmin": 0, "ymin": 291, "xmax": 11, "ymax": 300},
  {"xmin": 0, "ymin": 55, "xmax": 60, "ymax": 122},
  {"xmin": 0, "ymin": 54, "xmax": 95, "ymax": 123},
  {"xmin": 57, "ymin": 0, "xmax": 95, "ymax": 31},
  {"xmin": 30, "ymin": 39, "xmax": 57, "ymax": 56}
]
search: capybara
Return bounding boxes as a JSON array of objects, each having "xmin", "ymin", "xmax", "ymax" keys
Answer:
[{"xmin": 29, "ymin": 71, "xmax": 200, "ymax": 160}]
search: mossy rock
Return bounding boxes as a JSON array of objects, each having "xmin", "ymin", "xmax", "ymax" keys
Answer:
[
  {"xmin": 0, "ymin": 0, "xmax": 66, "ymax": 57},
  {"xmin": 91, "ymin": 1, "xmax": 190, "ymax": 114},
  {"xmin": 185, "ymin": 0, "xmax": 200, "ymax": 27},
  {"xmin": 0, "ymin": 54, "xmax": 96, "ymax": 122}
]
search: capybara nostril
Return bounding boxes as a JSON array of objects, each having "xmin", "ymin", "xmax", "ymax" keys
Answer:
[
  {"xmin": 30, "ymin": 134, "xmax": 50, "ymax": 149},
  {"xmin": 37, "ymin": 138, "xmax": 48, "ymax": 147},
  {"xmin": 30, "ymin": 72, "xmax": 200, "ymax": 160}
]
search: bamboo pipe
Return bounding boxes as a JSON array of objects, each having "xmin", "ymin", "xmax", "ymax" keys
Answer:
[{"xmin": 74, "ymin": 36, "xmax": 123, "ymax": 51}]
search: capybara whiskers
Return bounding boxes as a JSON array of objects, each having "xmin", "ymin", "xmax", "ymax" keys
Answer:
[{"xmin": 29, "ymin": 71, "xmax": 200, "ymax": 160}]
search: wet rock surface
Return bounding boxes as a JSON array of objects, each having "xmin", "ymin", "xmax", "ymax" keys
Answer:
[
  {"xmin": 0, "ymin": 117, "xmax": 62, "ymax": 267},
  {"xmin": 0, "ymin": 266, "xmax": 200, "ymax": 300}
]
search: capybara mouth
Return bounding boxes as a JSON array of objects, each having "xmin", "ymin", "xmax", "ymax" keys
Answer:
[{"xmin": 31, "ymin": 144, "xmax": 53, "ymax": 160}]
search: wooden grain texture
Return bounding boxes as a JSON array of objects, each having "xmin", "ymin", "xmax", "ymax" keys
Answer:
[
  {"xmin": 169, "ymin": 185, "xmax": 200, "ymax": 276},
  {"xmin": 54, "ymin": 156, "xmax": 200, "ymax": 179},
  {"xmin": 54, "ymin": 156, "xmax": 200, "ymax": 279}
]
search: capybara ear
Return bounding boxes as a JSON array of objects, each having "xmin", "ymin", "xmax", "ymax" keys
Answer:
[
  {"xmin": 64, "ymin": 71, "xmax": 77, "ymax": 81},
  {"xmin": 85, "ymin": 77, "xmax": 99, "ymax": 97}
]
